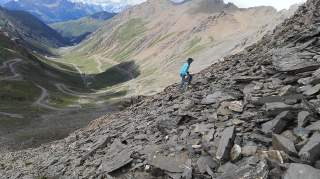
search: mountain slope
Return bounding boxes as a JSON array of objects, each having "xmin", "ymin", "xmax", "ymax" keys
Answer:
[
  {"xmin": 2, "ymin": 0, "xmax": 320, "ymax": 178},
  {"xmin": 0, "ymin": 7, "xmax": 68, "ymax": 52},
  {"xmin": 0, "ymin": 10, "xmax": 125, "ymax": 150},
  {"xmin": 50, "ymin": 11, "xmax": 116, "ymax": 44},
  {"xmin": 3, "ymin": 0, "xmax": 104, "ymax": 23},
  {"xmin": 63, "ymin": 0, "xmax": 296, "ymax": 96}
]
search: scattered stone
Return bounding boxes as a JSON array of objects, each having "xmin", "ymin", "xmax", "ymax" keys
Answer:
[
  {"xmin": 231, "ymin": 119, "xmax": 244, "ymax": 125},
  {"xmin": 216, "ymin": 126, "xmax": 235, "ymax": 161},
  {"xmin": 217, "ymin": 102, "xmax": 232, "ymax": 116},
  {"xmin": 272, "ymin": 134, "xmax": 297, "ymax": 156},
  {"xmin": 228, "ymin": 101, "xmax": 244, "ymax": 112}
]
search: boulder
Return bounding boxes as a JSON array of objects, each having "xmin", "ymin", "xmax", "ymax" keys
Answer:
[
  {"xmin": 230, "ymin": 144, "xmax": 241, "ymax": 161},
  {"xmin": 283, "ymin": 163, "xmax": 320, "ymax": 179}
]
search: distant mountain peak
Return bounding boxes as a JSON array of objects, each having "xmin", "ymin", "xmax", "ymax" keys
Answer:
[{"xmin": 2, "ymin": 0, "xmax": 105, "ymax": 23}]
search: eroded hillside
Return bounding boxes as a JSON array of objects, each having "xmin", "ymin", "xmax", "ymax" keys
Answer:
[{"xmin": 2, "ymin": 0, "xmax": 320, "ymax": 178}]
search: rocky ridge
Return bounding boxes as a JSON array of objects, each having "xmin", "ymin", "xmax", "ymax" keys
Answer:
[{"xmin": 2, "ymin": 0, "xmax": 320, "ymax": 178}]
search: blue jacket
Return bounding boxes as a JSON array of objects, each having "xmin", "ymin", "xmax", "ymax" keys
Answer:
[{"xmin": 180, "ymin": 63, "xmax": 190, "ymax": 76}]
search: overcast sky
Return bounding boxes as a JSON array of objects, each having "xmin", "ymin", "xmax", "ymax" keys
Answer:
[
  {"xmin": 224, "ymin": 0, "xmax": 306, "ymax": 10},
  {"xmin": 71, "ymin": 0, "xmax": 307, "ymax": 11}
]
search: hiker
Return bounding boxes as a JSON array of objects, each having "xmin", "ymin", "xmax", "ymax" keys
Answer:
[{"xmin": 180, "ymin": 58, "xmax": 193, "ymax": 90}]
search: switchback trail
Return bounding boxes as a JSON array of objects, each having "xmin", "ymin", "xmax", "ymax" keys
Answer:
[
  {"xmin": 33, "ymin": 83, "xmax": 72, "ymax": 111},
  {"xmin": 0, "ymin": 112, "xmax": 23, "ymax": 119},
  {"xmin": 0, "ymin": 59, "xmax": 22, "ymax": 81}
]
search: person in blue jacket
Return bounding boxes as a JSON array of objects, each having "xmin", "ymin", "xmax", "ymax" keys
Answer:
[{"xmin": 180, "ymin": 58, "xmax": 193, "ymax": 90}]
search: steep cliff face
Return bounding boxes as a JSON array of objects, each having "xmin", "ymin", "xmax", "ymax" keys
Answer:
[
  {"xmin": 63, "ymin": 0, "xmax": 294, "ymax": 95},
  {"xmin": 1, "ymin": 0, "xmax": 320, "ymax": 178}
]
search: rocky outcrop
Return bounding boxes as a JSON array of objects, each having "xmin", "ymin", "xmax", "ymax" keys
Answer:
[{"xmin": 2, "ymin": 0, "xmax": 320, "ymax": 178}]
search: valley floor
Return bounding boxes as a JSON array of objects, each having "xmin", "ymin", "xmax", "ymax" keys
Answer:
[{"xmin": 0, "ymin": 55, "xmax": 127, "ymax": 151}]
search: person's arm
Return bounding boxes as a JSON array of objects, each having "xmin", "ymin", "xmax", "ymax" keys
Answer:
[{"xmin": 186, "ymin": 64, "xmax": 190, "ymax": 75}]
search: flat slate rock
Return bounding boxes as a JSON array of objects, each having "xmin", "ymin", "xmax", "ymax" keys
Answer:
[
  {"xmin": 299, "ymin": 133, "xmax": 320, "ymax": 162},
  {"xmin": 261, "ymin": 111, "xmax": 291, "ymax": 135},
  {"xmin": 197, "ymin": 156, "xmax": 218, "ymax": 174},
  {"xmin": 201, "ymin": 91, "xmax": 235, "ymax": 105},
  {"xmin": 284, "ymin": 163, "xmax": 320, "ymax": 179},
  {"xmin": 303, "ymin": 84, "xmax": 320, "ymax": 96},
  {"xmin": 233, "ymin": 76, "xmax": 264, "ymax": 83},
  {"xmin": 99, "ymin": 148, "xmax": 133, "ymax": 173},
  {"xmin": 149, "ymin": 155, "xmax": 185, "ymax": 173},
  {"xmin": 298, "ymin": 111, "xmax": 311, "ymax": 127},
  {"xmin": 273, "ymin": 54, "xmax": 320, "ymax": 74},
  {"xmin": 272, "ymin": 134, "xmax": 297, "ymax": 155},
  {"xmin": 264, "ymin": 103, "xmax": 294, "ymax": 116},
  {"xmin": 216, "ymin": 126, "xmax": 235, "ymax": 161},
  {"xmin": 306, "ymin": 120, "xmax": 320, "ymax": 131}
]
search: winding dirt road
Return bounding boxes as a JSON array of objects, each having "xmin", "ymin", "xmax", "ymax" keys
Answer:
[
  {"xmin": 33, "ymin": 84, "xmax": 67, "ymax": 111},
  {"xmin": 0, "ymin": 58, "xmax": 74, "ymax": 111},
  {"xmin": 0, "ymin": 59, "xmax": 22, "ymax": 81}
]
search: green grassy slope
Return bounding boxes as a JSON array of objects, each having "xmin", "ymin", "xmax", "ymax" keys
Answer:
[{"xmin": 50, "ymin": 11, "xmax": 116, "ymax": 43}]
